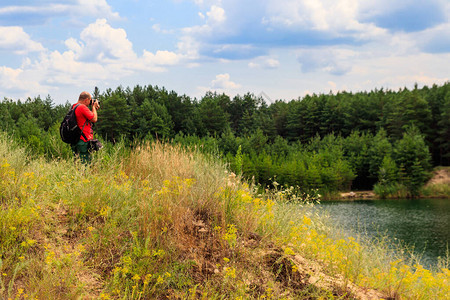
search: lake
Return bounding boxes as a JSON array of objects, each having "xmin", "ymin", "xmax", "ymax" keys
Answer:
[{"xmin": 316, "ymin": 198, "xmax": 450, "ymax": 269}]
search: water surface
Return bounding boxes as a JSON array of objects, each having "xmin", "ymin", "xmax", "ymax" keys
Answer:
[{"xmin": 317, "ymin": 198, "xmax": 449, "ymax": 269}]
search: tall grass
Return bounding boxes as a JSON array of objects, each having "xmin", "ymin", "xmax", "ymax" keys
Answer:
[
  {"xmin": 420, "ymin": 184, "xmax": 450, "ymax": 198},
  {"xmin": 373, "ymin": 182, "xmax": 410, "ymax": 199},
  {"xmin": 0, "ymin": 133, "xmax": 449, "ymax": 299}
]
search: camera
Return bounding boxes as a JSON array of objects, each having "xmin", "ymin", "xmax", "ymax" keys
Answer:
[
  {"xmin": 90, "ymin": 98, "xmax": 100, "ymax": 106},
  {"xmin": 88, "ymin": 139, "xmax": 103, "ymax": 152}
]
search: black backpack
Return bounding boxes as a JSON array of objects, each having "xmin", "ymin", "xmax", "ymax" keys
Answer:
[{"xmin": 60, "ymin": 104, "xmax": 88, "ymax": 144}]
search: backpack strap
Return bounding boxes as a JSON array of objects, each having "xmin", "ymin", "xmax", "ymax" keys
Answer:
[
  {"xmin": 80, "ymin": 120, "xmax": 89, "ymax": 141},
  {"xmin": 73, "ymin": 104, "xmax": 89, "ymax": 141}
]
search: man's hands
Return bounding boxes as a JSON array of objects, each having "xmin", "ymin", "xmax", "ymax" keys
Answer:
[{"xmin": 91, "ymin": 99, "xmax": 99, "ymax": 123}]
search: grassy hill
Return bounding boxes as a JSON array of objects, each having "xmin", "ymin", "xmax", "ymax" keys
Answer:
[{"xmin": 0, "ymin": 133, "xmax": 448, "ymax": 299}]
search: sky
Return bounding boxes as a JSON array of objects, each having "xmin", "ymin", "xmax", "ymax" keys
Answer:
[{"xmin": 0, "ymin": 0, "xmax": 449, "ymax": 104}]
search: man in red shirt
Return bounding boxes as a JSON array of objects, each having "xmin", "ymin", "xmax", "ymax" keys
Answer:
[{"xmin": 71, "ymin": 91, "xmax": 100, "ymax": 163}]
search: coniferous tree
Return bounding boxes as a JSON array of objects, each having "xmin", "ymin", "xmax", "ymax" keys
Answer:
[
  {"xmin": 97, "ymin": 93, "xmax": 131, "ymax": 143},
  {"xmin": 393, "ymin": 125, "xmax": 432, "ymax": 196},
  {"xmin": 437, "ymin": 93, "xmax": 450, "ymax": 165},
  {"xmin": 368, "ymin": 128, "xmax": 393, "ymax": 181},
  {"xmin": 199, "ymin": 93, "xmax": 230, "ymax": 136},
  {"xmin": 270, "ymin": 100, "xmax": 290, "ymax": 138}
]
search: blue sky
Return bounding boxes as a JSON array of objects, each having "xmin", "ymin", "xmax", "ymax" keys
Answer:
[{"xmin": 0, "ymin": 0, "xmax": 449, "ymax": 104}]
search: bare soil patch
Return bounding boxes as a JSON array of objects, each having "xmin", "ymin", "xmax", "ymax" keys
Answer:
[
  {"xmin": 339, "ymin": 191, "xmax": 375, "ymax": 200},
  {"xmin": 425, "ymin": 167, "xmax": 450, "ymax": 186}
]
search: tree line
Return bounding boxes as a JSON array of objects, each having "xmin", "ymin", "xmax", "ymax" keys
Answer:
[{"xmin": 1, "ymin": 82, "xmax": 449, "ymax": 196}]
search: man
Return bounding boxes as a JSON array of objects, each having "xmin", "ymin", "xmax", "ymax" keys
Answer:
[{"xmin": 71, "ymin": 91, "xmax": 100, "ymax": 164}]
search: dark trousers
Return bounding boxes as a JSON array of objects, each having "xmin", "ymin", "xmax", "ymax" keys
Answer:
[{"xmin": 71, "ymin": 139, "xmax": 90, "ymax": 164}]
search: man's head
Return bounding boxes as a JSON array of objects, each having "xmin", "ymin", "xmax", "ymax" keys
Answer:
[{"xmin": 78, "ymin": 91, "xmax": 92, "ymax": 105}]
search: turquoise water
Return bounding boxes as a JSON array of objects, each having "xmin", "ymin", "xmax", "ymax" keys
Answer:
[{"xmin": 317, "ymin": 198, "xmax": 449, "ymax": 269}]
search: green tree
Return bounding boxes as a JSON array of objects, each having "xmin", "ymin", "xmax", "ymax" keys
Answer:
[
  {"xmin": 164, "ymin": 92, "xmax": 196, "ymax": 135},
  {"xmin": 343, "ymin": 131, "xmax": 373, "ymax": 189},
  {"xmin": 16, "ymin": 114, "xmax": 44, "ymax": 154},
  {"xmin": 402, "ymin": 89, "xmax": 432, "ymax": 137},
  {"xmin": 384, "ymin": 89, "xmax": 432, "ymax": 140},
  {"xmin": 437, "ymin": 93, "xmax": 450, "ymax": 165},
  {"xmin": 269, "ymin": 100, "xmax": 290, "ymax": 138},
  {"xmin": 97, "ymin": 93, "xmax": 131, "ymax": 143},
  {"xmin": 227, "ymin": 93, "xmax": 261, "ymax": 135},
  {"xmin": 424, "ymin": 83, "xmax": 450, "ymax": 165},
  {"xmin": 247, "ymin": 129, "xmax": 269, "ymax": 155},
  {"xmin": 199, "ymin": 93, "xmax": 230, "ymax": 136},
  {"xmin": 93, "ymin": 86, "xmax": 100, "ymax": 100},
  {"xmin": 368, "ymin": 128, "xmax": 393, "ymax": 180},
  {"xmin": 0, "ymin": 102, "xmax": 15, "ymax": 133},
  {"xmin": 393, "ymin": 126, "xmax": 432, "ymax": 196},
  {"xmin": 134, "ymin": 99, "xmax": 174, "ymax": 139},
  {"xmin": 285, "ymin": 100, "xmax": 305, "ymax": 141},
  {"xmin": 378, "ymin": 155, "xmax": 399, "ymax": 185}
]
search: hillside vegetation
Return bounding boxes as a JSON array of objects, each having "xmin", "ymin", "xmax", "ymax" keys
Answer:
[
  {"xmin": 0, "ymin": 133, "xmax": 448, "ymax": 299},
  {"xmin": 1, "ymin": 82, "xmax": 449, "ymax": 197}
]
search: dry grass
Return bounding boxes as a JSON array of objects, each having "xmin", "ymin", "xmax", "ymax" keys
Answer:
[
  {"xmin": 421, "ymin": 167, "xmax": 450, "ymax": 198},
  {"xmin": 1, "ymin": 135, "xmax": 449, "ymax": 299}
]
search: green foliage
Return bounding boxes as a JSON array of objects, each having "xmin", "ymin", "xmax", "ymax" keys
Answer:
[
  {"xmin": 437, "ymin": 93, "xmax": 450, "ymax": 165},
  {"xmin": 379, "ymin": 155, "xmax": 399, "ymax": 184},
  {"xmin": 367, "ymin": 128, "xmax": 393, "ymax": 180},
  {"xmin": 97, "ymin": 92, "xmax": 131, "ymax": 143},
  {"xmin": 134, "ymin": 98, "xmax": 173, "ymax": 139},
  {"xmin": 374, "ymin": 155, "xmax": 403, "ymax": 199},
  {"xmin": 342, "ymin": 131, "xmax": 373, "ymax": 189},
  {"xmin": 234, "ymin": 145, "xmax": 243, "ymax": 175},
  {"xmin": 1, "ymin": 130, "xmax": 449, "ymax": 299},
  {"xmin": 1, "ymin": 82, "xmax": 449, "ymax": 195},
  {"xmin": 393, "ymin": 126, "xmax": 432, "ymax": 196},
  {"xmin": 198, "ymin": 92, "xmax": 230, "ymax": 136}
]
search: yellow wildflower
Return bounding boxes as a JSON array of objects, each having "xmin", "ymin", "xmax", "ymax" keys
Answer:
[{"xmin": 132, "ymin": 274, "xmax": 141, "ymax": 281}]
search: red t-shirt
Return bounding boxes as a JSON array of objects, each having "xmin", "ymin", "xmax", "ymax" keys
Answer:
[{"xmin": 72, "ymin": 103, "xmax": 94, "ymax": 142}]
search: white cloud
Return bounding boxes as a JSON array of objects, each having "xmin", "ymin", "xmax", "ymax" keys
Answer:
[
  {"xmin": 357, "ymin": 53, "xmax": 450, "ymax": 87},
  {"xmin": 0, "ymin": 4, "xmax": 68, "ymax": 15},
  {"xmin": 211, "ymin": 73, "xmax": 241, "ymax": 89},
  {"xmin": 265, "ymin": 58, "xmax": 280, "ymax": 68},
  {"xmin": 264, "ymin": 0, "xmax": 328, "ymax": 29},
  {"xmin": 27, "ymin": 48, "xmax": 109, "ymax": 87},
  {"xmin": 75, "ymin": 19, "xmax": 136, "ymax": 62},
  {"xmin": 1, "ymin": 0, "xmax": 449, "ymax": 102},
  {"xmin": 77, "ymin": 0, "xmax": 120, "ymax": 20},
  {"xmin": 0, "ymin": 66, "xmax": 23, "ymax": 90},
  {"xmin": 327, "ymin": 81, "xmax": 337, "ymax": 91},
  {"xmin": 0, "ymin": 65, "xmax": 47, "ymax": 96},
  {"xmin": 206, "ymin": 5, "xmax": 226, "ymax": 23},
  {"xmin": 180, "ymin": 0, "xmax": 393, "ymax": 62},
  {"xmin": 65, "ymin": 38, "xmax": 82, "ymax": 54},
  {"xmin": 262, "ymin": 0, "xmax": 366, "ymax": 32},
  {"xmin": 358, "ymin": 0, "xmax": 447, "ymax": 20},
  {"xmin": 181, "ymin": 4, "xmax": 226, "ymax": 38},
  {"xmin": 417, "ymin": 23, "xmax": 450, "ymax": 53},
  {"xmin": 0, "ymin": 26, "xmax": 45, "ymax": 54},
  {"xmin": 184, "ymin": 0, "xmax": 447, "ymax": 62},
  {"xmin": 298, "ymin": 48, "xmax": 353, "ymax": 75},
  {"xmin": 0, "ymin": 18, "xmax": 188, "ymax": 99},
  {"xmin": 41, "ymin": 19, "xmax": 186, "ymax": 81},
  {"xmin": 195, "ymin": 72, "xmax": 243, "ymax": 97},
  {"xmin": 0, "ymin": 0, "xmax": 121, "ymax": 25},
  {"xmin": 141, "ymin": 50, "xmax": 182, "ymax": 72},
  {"xmin": 152, "ymin": 23, "xmax": 174, "ymax": 35},
  {"xmin": 248, "ymin": 57, "xmax": 280, "ymax": 69},
  {"xmin": 177, "ymin": 35, "xmax": 201, "ymax": 59}
]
